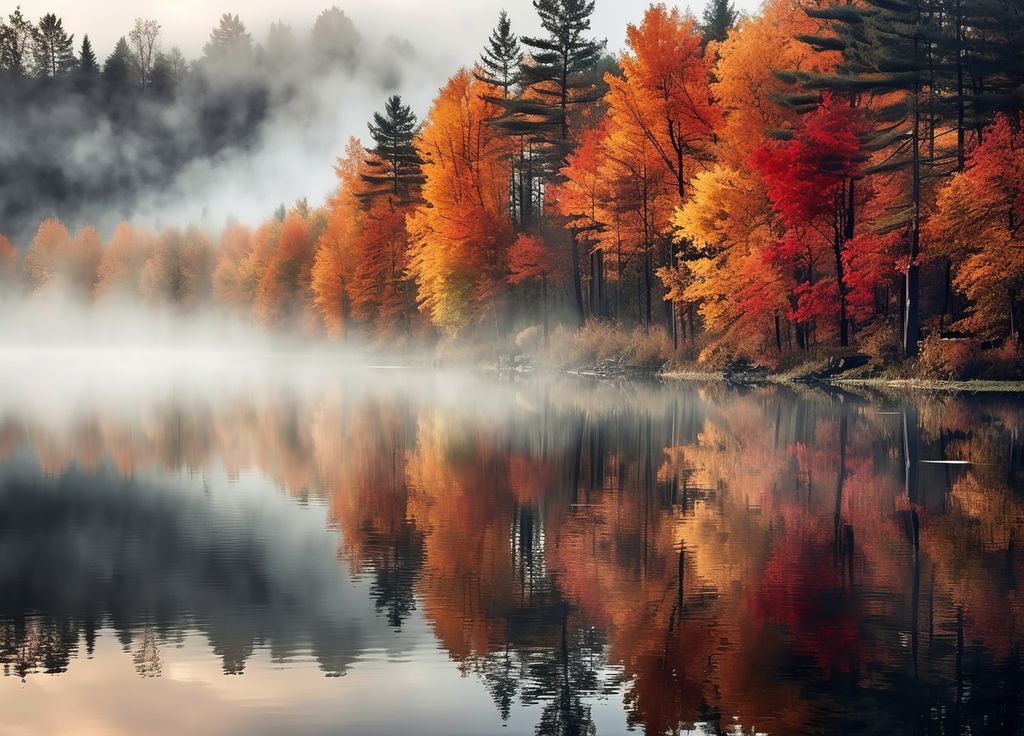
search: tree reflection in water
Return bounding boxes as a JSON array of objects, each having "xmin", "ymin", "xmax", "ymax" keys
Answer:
[{"xmin": 0, "ymin": 372, "xmax": 1022, "ymax": 735}]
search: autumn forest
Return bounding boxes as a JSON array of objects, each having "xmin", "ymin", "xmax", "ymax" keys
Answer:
[{"xmin": 1, "ymin": 0, "xmax": 1022, "ymax": 375}]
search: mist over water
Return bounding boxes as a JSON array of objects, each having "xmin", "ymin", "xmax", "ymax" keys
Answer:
[{"xmin": 0, "ymin": 359, "xmax": 1023, "ymax": 734}]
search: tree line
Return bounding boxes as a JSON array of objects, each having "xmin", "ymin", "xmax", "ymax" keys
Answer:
[
  {"xmin": 4, "ymin": 0, "xmax": 1023, "ymax": 365},
  {"xmin": 0, "ymin": 6, "xmax": 372, "ymax": 240}
]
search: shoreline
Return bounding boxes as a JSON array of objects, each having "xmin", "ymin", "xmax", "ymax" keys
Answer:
[{"xmin": 657, "ymin": 369, "xmax": 1024, "ymax": 394}]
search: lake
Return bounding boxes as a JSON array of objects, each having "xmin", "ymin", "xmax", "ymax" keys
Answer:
[{"xmin": 0, "ymin": 355, "xmax": 1021, "ymax": 735}]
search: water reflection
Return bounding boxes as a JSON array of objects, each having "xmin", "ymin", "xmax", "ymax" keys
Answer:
[{"xmin": 0, "ymin": 363, "xmax": 1022, "ymax": 735}]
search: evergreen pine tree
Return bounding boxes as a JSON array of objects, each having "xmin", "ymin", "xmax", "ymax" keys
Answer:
[
  {"xmin": 103, "ymin": 36, "xmax": 134, "ymax": 91},
  {"xmin": 490, "ymin": 0, "xmax": 604, "ymax": 159},
  {"xmin": 950, "ymin": 0, "xmax": 1024, "ymax": 136},
  {"xmin": 202, "ymin": 14, "xmax": 253, "ymax": 61},
  {"xmin": 31, "ymin": 13, "xmax": 76, "ymax": 78},
  {"xmin": 149, "ymin": 51, "xmax": 176, "ymax": 98},
  {"xmin": 310, "ymin": 7, "xmax": 361, "ymax": 71},
  {"xmin": 78, "ymin": 34, "xmax": 98, "ymax": 75},
  {"xmin": 699, "ymin": 0, "xmax": 737, "ymax": 46},
  {"xmin": 361, "ymin": 95, "xmax": 425, "ymax": 202},
  {"xmin": 475, "ymin": 10, "xmax": 523, "ymax": 95}
]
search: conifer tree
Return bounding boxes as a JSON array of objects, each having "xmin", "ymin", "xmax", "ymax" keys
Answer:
[
  {"xmin": 475, "ymin": 10, "xmax": 523, "ymax": 95},
  {"xmin": 102, "ymin": 36, "xmax": 134, "ymax": 91},
  {"xmin": 361, "ymin": 95, "xmax": 424, "ymax": 203},
  {"xmin": 31, "ymin": 13, "xmax": 75, "ymax": 78},
  {"xmin": 490, "ymin": 0, "xmax": 605, "ymax": 162},
  {"xmin": 699, "ymin": 0, "xmax": 738, "ymax": 46},
  {"xmin": 78, "ymin": 34, "xmax": 98, "ymax": 75},
  {"xmin": 149, "ymin": 52, "xmax": 177, "ymax": 97},
  {"xmin": 202, "ymin": 14, "xmax": 252, "ymax": 61},
  {"xmin": 310, "ymin": 6, "xmax": 361, "ymax": 71}
]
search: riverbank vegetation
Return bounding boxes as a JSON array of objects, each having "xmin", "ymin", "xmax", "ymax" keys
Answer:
[{"xmin": 2, "ymin": 0, "xmax": 1023, "ymax": 379}]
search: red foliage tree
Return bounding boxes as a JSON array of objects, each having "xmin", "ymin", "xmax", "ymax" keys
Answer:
[{"xmin": 752, "ymin": 97, "xmax": 868, "ymax": 345}]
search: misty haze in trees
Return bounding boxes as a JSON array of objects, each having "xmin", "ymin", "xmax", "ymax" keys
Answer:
[{"xmin": 0, "ymin": 6, "xmax": 426, "ymax": 241}]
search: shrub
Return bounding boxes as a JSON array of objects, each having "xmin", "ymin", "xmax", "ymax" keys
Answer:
[
  {"xmin": 572, "ymin": 321, "xmax": 627, "ymax": 363},
  {"xmin": 978, "ymin": 339, "xmax": 1024, "ymax": 380},
  {"xmin": 629, "ymin": 326, "xmax": 674, "ymax": 366},
  {"xmin": 916, "ymin": 334, "xmax": 984, "ymax": 380},
  {"xmin": 857, "ymin": 322, "xmax": 901, "ymax": 366},
  {"xmin": 560, "ymin": 321, "xmax": 675, "ymax": 368}
]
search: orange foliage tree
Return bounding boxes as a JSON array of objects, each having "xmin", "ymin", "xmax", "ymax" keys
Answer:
[
  {"xmin": 311, "ymin": 138, "xmax": 367, "ymax": 337},
  {"xmin": 407, "ymin": 69, "xmax": 514, "ymax": 334},
  {"xmin": 616, "ymin": 4, "xmax": 719, "ymax": 202},
  {"xmin": 23, "ymin": 218, "xmax": 73, "ymax": 290},
  {"xmin": 139, "ymin": 227, "xmax": 213, "ymax": 307},
  {"xmin": 70, "ymin": 226, "xmax": 103, "ymax": 296},
  {"xmin": 0, "ymin": 234, "xmax": 19, "ymax": 288},
  {"xmin": 927, "ymin": 115, "xmax": 1024, "ymax": 341},
  {"xmin": 666, "ymin": 0, "xmax": 838, "ymax": 359},
  {"xmin": 507, "ymin": 233, "xmax": 559, "ymax": 341},
  {"xmin": 96, "ymin": 222, "xmax": 155, "ymax": 299},
  {"xmin": 349, "ymin": 198, "xmax": 416, "ymax": 335},
  {"xmin": 254, "ymin": 211, "xmax": 315, "ymax": 326},
  {"xmin": 212, "ymin": 223, "xmax": 254, "ymax": 312}
]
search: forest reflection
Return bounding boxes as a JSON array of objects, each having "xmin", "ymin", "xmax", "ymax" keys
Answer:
[{"xmin": 1, "ymin": 370, "xmax": 1022, "ymax": 735}]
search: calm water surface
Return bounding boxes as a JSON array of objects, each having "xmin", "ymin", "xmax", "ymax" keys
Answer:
[{"xmin": 0, "ymin": 356, "xmax": 1022, "ymax": 735}]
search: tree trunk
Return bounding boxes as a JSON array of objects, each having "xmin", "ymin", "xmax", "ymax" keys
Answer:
[
  {"xmin": 569, "ymin": 232, "xmax": 585, "ymax": 327},
  {"xmin": 903, "ymin": 11, "xmax": 923, "ymax": 358},
  {"xmin": 955, "ymin": 0, "xmax": 966, "ymax": 170},
  {"xmin": 835, "ymin": 235, "xmax": 850, "ymax": 348},
  {"xmin": 643, "ymin": 250, "xmax": 653, "ymax": 328},
  {"xmin": 542, "ymin": 274, "xmax": 549, "ymax": 346},
  {"xmin": 1010, "ymin": 289, "xmax": 1022, "ymax": 343},
  {"xmin": 589, "ymin": 248, "xmax": 604, "ymax": 320}
]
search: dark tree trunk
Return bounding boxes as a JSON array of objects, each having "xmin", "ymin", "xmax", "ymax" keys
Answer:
[
  {"xmin": 541, "ymin": 274, "xmax": 549, "ymax": 346},
  {"xmin": 569, "ymin": 231, "xmax": 585, "ymax": 326},
  {"xmin": 589, "ymin": 248, "xmax": 604, "ymax": 320},
  {"xmin": 835, "ymin": 234, "xmax": 850, "ymax": 348},
  {"xmin": 904, "ymin": 15, "xmax": 923, "ymax": 358},
  {"xmin": 643, "ymin": 250, "xmax": 653, "ymax": 328}
]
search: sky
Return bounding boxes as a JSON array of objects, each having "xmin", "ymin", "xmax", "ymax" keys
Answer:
[{"xmin": 17, "ymin": 0, "xmax": 764, "ymax": 63}]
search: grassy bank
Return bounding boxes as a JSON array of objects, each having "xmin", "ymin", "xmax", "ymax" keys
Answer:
[{"xmin": 508, "ymin": 321, "xmax": 1024, "ymax": 392}]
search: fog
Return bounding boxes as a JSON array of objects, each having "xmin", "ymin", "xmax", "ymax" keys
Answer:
[
  {"xmin": 15, "ymin": 0, "xmax": 753, "ymax": 62},
  {"xmin": 0, "ymin": 5, "xmax": 454, "ymax": 241}
]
